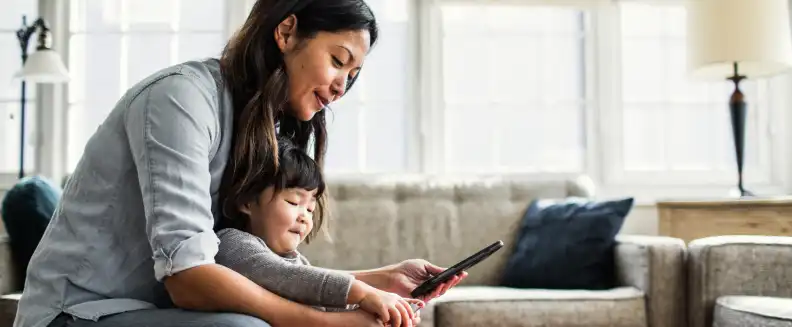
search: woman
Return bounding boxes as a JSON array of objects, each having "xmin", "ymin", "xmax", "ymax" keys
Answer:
[{"xmin": 13, "ymin": 1, "xmax": 464, "ymax": 327}]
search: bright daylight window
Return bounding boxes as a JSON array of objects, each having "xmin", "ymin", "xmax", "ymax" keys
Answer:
[
  {"xmin": 66, "ymin": 0, "xmax": 226, "ymax": 172},
  {"xmin": 439, "ymin": 4, "xmax": 588, "ymax": 174},
  {"xmin": 9, "ymin": 0, "xmax": 785, "ymax": 192},
  {"xmin": 64, "ymin": 0, "xmax": 413, "ymax": 175},
  {"xmin": 614, "ymin": 3, "xmax": 773, "ymax": 184},
  {"xmin": 321, "ymin": 0, "xmax": 413, "ymax": 174}
]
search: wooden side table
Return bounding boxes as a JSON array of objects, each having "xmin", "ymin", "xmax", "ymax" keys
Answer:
[{"xmin": 657, "ymin": 197, "xmax": 792, "ymax": 243}]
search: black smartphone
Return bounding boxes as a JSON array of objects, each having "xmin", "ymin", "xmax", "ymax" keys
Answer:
[{"xmin": 410, "ymin": 240, "xmax": 504, "ymax": 299}]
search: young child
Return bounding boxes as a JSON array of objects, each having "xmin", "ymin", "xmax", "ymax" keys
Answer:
[{"xmin": 214, "ymin": 136, "xmax": 422, "ymax": 327}]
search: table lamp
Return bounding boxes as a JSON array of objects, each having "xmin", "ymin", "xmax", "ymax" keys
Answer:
[
  {"xmin": 686, "ymin": 0, "xmax": 792, "ymax": 197},
  {"xmin": 13, "ymin": 15, "xmax": 70, "ymax": 179}
]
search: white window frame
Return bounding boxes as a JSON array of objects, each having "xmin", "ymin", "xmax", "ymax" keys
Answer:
[
  {"xmin": 419, "ymin": 0, "xmax": 791, "ymax": 200},
  {"xmin": 16, "ymin": 0, "xmax": 791, "ymax": 203},
  {"xmin": 593, "ymin": 1, "xmax": 790, "ymax": 200}
]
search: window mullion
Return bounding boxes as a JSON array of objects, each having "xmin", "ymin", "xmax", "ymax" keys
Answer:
[
  {"xmin": 595, "ymin": 3, "xmax": 623, "ymax": 185},
  {"xmin": 418, "ymin": 0, "xmax": 443, "ymax": 174}
]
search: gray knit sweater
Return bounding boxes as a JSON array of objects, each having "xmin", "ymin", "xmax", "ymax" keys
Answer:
[{"xmin": 215, "ymin": 228, "xmax": 355, "ymax": 309}]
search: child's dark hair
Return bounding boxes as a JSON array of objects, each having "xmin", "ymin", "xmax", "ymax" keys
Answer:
[{"xmin": 216, "ymin": 135, "xmax": 327, "ymax": 243}]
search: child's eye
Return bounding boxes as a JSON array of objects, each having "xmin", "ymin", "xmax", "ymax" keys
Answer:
[
  {"xmin": 331, "ymin": 56, "xmax": 343, "ymax": 68},
  {"xmin": 285, "ymin": 200, "xmax": 298, "ymax": 206}
]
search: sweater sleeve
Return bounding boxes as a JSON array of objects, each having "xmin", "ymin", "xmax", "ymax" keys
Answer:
[{"xmin": 215, "ymin": 228, "xmax": 353, "ymax": 307}]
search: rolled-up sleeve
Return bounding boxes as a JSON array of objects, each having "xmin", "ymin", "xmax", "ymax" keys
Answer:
[{"xmin": 125, "ymin": 72, "xmax": 220, "ymax": 282}]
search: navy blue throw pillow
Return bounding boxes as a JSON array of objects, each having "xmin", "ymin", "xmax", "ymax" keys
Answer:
[
  {"xmin": 500, "ymin": 197, "xmax": 633, "ymax": 290},
  {"xmin": 1, "ymin": 176, "xmax": 61, "ymax": 288}
]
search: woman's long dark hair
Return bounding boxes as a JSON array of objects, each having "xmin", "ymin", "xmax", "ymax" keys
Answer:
[{"xmin": 218, "ymin": 0, "xmax": 378, "ymax": 233}]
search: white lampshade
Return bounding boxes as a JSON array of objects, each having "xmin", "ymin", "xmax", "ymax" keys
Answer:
[
  {"xmin": 686, "ymin": 0, "xmax": 792, "ymax": 79},
  {"xmin": 14, "ymin": 49, "xmax": 70, "ymax": 84}
]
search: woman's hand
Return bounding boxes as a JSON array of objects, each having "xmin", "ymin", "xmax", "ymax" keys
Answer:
[
  {"xmin": 359, "ymin": 289, "xmax": 423, "ymax": 327},
  {"xmin": 383, "ymin": 259, "xmax": 468, "ymax": 302}
]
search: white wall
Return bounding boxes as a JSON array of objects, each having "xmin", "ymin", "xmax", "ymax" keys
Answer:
[{"xmin": 622, "ymin": 204, "xmax": 659, "ymax": 235}]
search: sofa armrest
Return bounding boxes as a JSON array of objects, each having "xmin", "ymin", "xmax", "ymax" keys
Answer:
[
  {"xmin": 687, "ymin": 235, "xmax": 792, "ymax": 327},
  {"xmin": 0, "ymin": 236, "xmax": 19, "ymax": 295},
  {"xmin": 614, "ymin": 235, "xmax": 686, "ymax": 327}
]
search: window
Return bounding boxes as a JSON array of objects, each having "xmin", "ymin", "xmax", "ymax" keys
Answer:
[
  {"xmin": 324, "ymin": 0, "xmax": 414, "ymax": 174},
  {"xmin": 605, "ymin": 2, "xmax": 776, "ymax": 186},
  {"xmin": 436, "ymin": 4, "xmax": 588, "ymax": 174},
  {"xmin": 67, "ymin": 0, "xmax": 226, "ymax": 171},
  {"xmin": 63, "ymin": 0, "xmax": 414, "ymax": 175},
  {"xmin": 48, "ymin": 0, "xmax": 789, "ymax": 196},
  {"xmin": 0, "ymin": 0, "xmax": 39, "ymax": 178}
]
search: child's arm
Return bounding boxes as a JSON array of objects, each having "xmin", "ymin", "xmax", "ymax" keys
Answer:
[{"xmin": 215, "ymin": 228, "xmax": 353, "ymax": 308}]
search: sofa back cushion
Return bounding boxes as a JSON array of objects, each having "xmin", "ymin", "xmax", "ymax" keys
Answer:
[{"xmin": 299, "ymin": 176, "xmax": 593, "ymax": 286}]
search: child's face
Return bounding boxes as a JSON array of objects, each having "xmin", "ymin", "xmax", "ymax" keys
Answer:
[{"xmin": 241, "ymin": 187, "xmax": 317, "ymax": 255}]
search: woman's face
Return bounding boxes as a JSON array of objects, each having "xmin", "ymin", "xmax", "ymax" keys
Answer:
[{"xmin": 275, "ymin": 16, "xmax": 371, "ymax": 121}]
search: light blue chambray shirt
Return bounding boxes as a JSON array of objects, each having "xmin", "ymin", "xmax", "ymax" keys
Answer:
[{"xmin": 13, "ymin": 58, "xmax": 235, "ymax": 327}]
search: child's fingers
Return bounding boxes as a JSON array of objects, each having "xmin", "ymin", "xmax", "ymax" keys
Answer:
[
  {"xmin": 389, "ymin": 305, "xmax": 403, "ymax": 327},
  {"xmin": 397, "ymin": 299, "xmax": 413, "ymax": 327},
  {"xmin": 377, "ymin": 304, "xmax": 390, "ymax": 325},
  {"xmin": 406, "ymin": 298, "xmax": 425, "ymax": 306}
]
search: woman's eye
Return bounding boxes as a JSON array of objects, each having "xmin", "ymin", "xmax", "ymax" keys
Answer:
[{"xmin": 331, "ymin": 56, "xmax": 343, "ymax": 68}]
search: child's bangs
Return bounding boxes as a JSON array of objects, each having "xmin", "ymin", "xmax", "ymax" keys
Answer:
[{"xmin": 278, "ymin": 151, "xmax": 325, "ymax": 197}]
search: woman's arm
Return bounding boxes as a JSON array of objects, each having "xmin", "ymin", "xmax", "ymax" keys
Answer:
[
  {"xmin": 167, "ymin": 265, "xmax": 403, "ymax": 327},
  {"xmin": 124, "ymin": 72, "xmax": 331, "ymax": 327},
  {"xmin": 344, "ymin": 267, "xmax": 394, "ymax": 291},
  {"xmin": 165, "ymin": 264, "xmax": 326, "ymax": 326}
]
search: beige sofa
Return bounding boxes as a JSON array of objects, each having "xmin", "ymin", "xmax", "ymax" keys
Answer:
[
  {"xmin": 688, "ymin": 236, "xmax": 792, "ymax": 327},
  {"xmin": 301, "ymin": 176, "xmax": 687, "ymax": 327},
  {"xmin": 0, "ymin": 176, "xmax": 688, "ymax": 327}
]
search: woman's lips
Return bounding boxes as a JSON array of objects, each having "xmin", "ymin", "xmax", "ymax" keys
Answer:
[{"xmin": 315, "ymin": 93, "xmax": 329, "ymax": 110}]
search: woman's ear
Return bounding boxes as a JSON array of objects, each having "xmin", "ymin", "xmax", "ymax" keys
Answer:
[
  {"xmin": 274, "ymin": 14, "xmax": 298, "ymax": 52},
  {"xmin": 238, "ymin": 202, "xmax": 252, "ymax": 216}
]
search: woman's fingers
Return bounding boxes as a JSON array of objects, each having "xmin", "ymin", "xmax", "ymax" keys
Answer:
[
  {"xmin": 426, "ymin": 286, "xmax": 442, "ymax": 301},
  {"xmin": 454, "ymin": 272, "xmax": 468, "ymax": 286},
  {"xmin": 438, "ymin": 283, "xmax": 451, "ymax": 296}
]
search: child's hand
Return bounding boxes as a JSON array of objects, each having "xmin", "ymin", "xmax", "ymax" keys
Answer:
[{"xmin": 359, "ymin": 289, "xmax": 423, "ymax": 327}]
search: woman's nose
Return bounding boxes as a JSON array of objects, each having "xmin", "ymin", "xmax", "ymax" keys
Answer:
[{"xmin": 331, "ymin": 79, "xmax": 346, "ymax": 101}]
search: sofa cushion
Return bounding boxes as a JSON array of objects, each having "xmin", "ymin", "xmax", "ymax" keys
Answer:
[
  {"xmin": 429, "ymin": 286, "xmax": 646, "ymax": 327},
  {"xmin": 714, "ymin": 296, "xmax": 792, "ymax": 327},
  {"xmin": 301, "ymin": 177, "xmax": 593, "ymax": 286},
  {"xmin": 1, "ymin": 176, "xmax": 61, "ymax": 289},
  {"xmin": 501, "ymin": 197, "xmax": 633, "ymax": 290}
]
